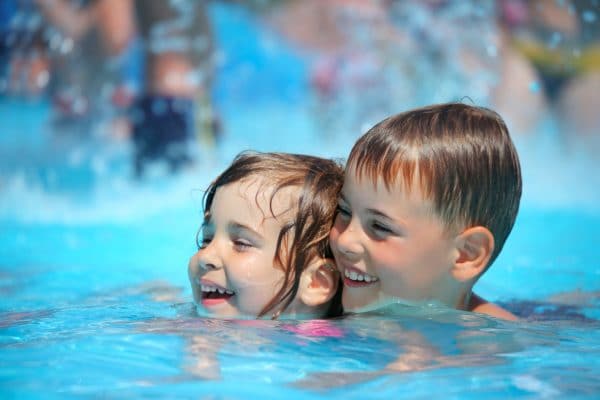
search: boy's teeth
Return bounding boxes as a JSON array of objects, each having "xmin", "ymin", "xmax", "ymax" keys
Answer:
[{"xmin": 345, "ymin": 269, "xmax": 378, "ymax": 283}]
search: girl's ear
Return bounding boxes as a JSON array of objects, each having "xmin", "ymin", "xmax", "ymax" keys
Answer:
[
  {"xmin": 298, "ymin": 257, "xmax": 339, "ymax": 307},
  {"xmin": 452, "ymin": 226, "xmax": 494, "ymax": 282}
]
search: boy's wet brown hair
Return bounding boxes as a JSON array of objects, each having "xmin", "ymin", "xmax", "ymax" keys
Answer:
[
  {"xmin": 200, "ymin": 151, "xmax": 344, "ymax": 319},
  {"xmin": 348, "ymin": 103, "xmax": 522, "ymax": 269}
]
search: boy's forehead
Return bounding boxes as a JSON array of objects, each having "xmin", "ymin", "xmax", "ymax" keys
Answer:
[
  {"xmin": 344, "ymin": 165, "xmax": 424, "ymax": 197},
  {"xmin": 342, "ymin": 167, "xmax": 436, "ymax": 214}
]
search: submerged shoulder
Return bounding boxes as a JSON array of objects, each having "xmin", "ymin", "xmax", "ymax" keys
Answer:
[{"xmin": 469, "ymin": 293, "xmax": 518, "ymax": 321}]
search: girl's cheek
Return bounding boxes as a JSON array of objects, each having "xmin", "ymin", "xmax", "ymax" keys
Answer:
[{"xmin": 228, "ymin": 253, "xmax": 277, "ymax": 289}]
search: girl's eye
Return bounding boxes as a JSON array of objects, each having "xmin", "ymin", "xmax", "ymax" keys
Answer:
[
  {"xmin": 199, "ymin": 236, "xmax": 213, "ymax": 249},
  {"xmin": 233, "ymin": 238, "xmax": 253, "ymax": 250}
]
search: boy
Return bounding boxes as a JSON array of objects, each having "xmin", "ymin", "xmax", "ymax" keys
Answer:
[{"xmin": 330, "ymin": 103, "xmax": 521, "ymax": 320}]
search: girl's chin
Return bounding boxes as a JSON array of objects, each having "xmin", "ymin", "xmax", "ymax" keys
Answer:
[{"xmin": 194, "ymin": 301, "xmax": 262, "ymax": 320}]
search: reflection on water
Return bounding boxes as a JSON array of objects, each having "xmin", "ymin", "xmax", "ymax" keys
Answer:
[{"xmin": 1, "ymin": 284, "xmax": 599, "ymax": 398}]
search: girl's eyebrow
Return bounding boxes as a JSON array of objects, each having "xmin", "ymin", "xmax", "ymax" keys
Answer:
[{"xmin": 228, "ymin": 222, "xmax": 264, "ymax": 241}]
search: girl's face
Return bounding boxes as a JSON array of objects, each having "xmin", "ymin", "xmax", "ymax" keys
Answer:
[{"xmin": 188, "ymin": 177, "xmax": 296, "ymax": 318}]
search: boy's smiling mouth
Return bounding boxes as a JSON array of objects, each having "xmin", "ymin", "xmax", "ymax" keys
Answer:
[
  {"xmin": 198, "ymin": 279, "xmax": 235, "ymax": 306},
  {"xmin": 343, "ymin": 266, "xmax": 379, "ymax": 287}
]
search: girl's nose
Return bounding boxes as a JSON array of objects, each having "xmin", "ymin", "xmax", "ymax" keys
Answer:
[{"xmin": 196, "ymin": 241, "xmax": 223, "ymax": 271}]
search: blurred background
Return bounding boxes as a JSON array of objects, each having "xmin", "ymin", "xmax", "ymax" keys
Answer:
[{"xmin": 0, "ymin": 0, "xmax": 599, "ymax": 305}]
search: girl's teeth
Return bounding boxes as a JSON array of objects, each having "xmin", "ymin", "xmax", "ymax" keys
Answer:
[{"xmin": 201, "ymin": 284, "xmax": 233, "ymax": 294}]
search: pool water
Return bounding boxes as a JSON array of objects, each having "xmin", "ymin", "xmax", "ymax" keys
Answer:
[{"xmin": 2, "ymin": 4, "xmax": 600, "ymax": 399}]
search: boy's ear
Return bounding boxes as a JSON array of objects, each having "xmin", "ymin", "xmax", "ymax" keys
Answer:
[
  {"xmin": 298, "ymin": 257, "xmax": 339, "ymax": 307},
  {"xmin": 452, "ymin": 226, "xmax": 494, "ymax": 282}
]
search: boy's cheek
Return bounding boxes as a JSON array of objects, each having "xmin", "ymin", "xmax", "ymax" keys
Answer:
[{"xmin": 328, "ymin": 225, "xmax": 342, "ymax": 250}]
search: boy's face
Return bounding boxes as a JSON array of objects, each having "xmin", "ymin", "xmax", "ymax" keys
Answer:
[
  {"xmin": 329, "ymin": 171, "xmax": 459, "ymax": 312},
  {"xmin": 188, "ymin": 178, "xmax": 293, "ymax": 318}
]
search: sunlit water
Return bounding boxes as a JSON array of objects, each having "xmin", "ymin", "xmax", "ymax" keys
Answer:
[{"xmin": 2, "ymin": 4, "xmax": 600, "ymax": 399}]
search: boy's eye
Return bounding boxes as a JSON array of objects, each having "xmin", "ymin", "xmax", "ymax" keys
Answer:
[
  {"xmin": 336, "ymin": 205, "xmax": 351, "ymax": 218},
  {"xmin": 370, "ymin": 221, "xmax": 393, "ymax": 235}
]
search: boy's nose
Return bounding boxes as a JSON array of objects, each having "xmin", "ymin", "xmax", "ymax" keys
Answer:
[{"xmin": 333, "ymin": 219, "xmax": 364, "ymax": 257}]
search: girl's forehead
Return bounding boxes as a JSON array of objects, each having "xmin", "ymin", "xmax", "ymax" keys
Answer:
[{"xmin": 218, "ymin": 177, "xmax": 299, "ymax": 221}]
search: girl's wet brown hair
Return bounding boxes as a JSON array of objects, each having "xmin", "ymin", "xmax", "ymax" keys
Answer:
[
  {"xmin": 348, "ymin": 103, "xmax": 522, "ymax": 268},
  {"xmin": 199, "ymin": 151, "xmax": 344, "ymax": 319}
]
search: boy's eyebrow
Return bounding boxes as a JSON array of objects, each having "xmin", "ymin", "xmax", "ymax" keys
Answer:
[
  {"xmin": 340, "ymin": 193, "xmax": 394, "ymax": 219},
  {"xmin": 366, "ymin": 208, "xmax": 394, "ymax": 221},
  {"xmin": 340, "ymin": 193, "xmax": 401, "ymax": 224}
]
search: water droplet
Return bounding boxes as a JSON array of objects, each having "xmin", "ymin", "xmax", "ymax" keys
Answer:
[
  {"xmin": 529, "ymin": 81, "xmax": 541, "ymax": 93},
  {"xmin": 548, "ymin": 32, "xmax": 562, "ymax": 49},
  {"xmin": 6, "ymin": 32, "xmax": 16, "ymax": 45},
  {"xmin": 48, "ymin": 33, "xmax": 62, "ymax": 51},
  {"xmin": 152, "ymin": 99, "xmax": 167, "ymax": 115},
  {"xmin": 36, "ymin": 70, "xmax": 49, "ymax": 88},
  {"xmin": 60, "ymin": 38, "xmax": 74, "ymax": 54},
  {"xmin": 131, "ymin": 108, "xmax": 144, "ymax": 124},
  {"xmin": 72, "ymin": 97, "xmax": 88, "ymax": 115},
  {"xmin": 582, "ymin": 10, "xmax": 597, "ymax": 23},
  {"xmin": 92, "ymin": 156, "xmax": 107, "ymax": 176},
  {"xmin": 193, "ymin": 35, "xmax": 209, "ymax": 52}
]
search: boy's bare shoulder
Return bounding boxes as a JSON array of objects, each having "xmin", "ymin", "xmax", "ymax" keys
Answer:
[{"xmin": 469, "ymin": 293, "xmax": 518, "ymax": 321}]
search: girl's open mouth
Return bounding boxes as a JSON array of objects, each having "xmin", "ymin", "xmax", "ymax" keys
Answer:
[{"xmin": 199, "ymin": 280, "xmax": 235, "ymax": 306}]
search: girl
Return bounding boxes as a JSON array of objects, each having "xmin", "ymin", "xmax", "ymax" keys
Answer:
[{"xmin": 188, "ymin": 152, "xmax": 344, "ymax": 319}]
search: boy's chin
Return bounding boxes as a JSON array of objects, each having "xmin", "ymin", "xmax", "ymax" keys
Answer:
[
  {"xmin": 342, "ymin": 289, "xmax": 382, "ymax": 313},
  {"xmin": 343, "ymin": 290, "xmax": 427, "ymax": 314}
]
